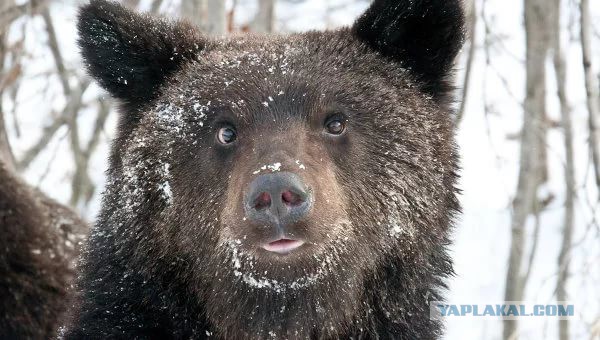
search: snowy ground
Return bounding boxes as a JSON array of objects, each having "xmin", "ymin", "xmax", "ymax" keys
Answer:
[{"xmin": 4, "ymin": 0, "xmax": 599, "ymax": 339}]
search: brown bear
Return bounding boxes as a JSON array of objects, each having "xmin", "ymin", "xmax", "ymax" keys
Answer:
[
  {"xmin": 65, "ymin": 0, "xmax": 464, "ymax": 338},
  {"xmin": 0, "ymin": 162, "xmax": 87, "ymax": 339}
]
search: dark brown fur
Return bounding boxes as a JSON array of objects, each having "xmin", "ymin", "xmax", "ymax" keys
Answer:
[
  {"xmin": 66, "ymin": 0, "xmax": 465, "ymax": 338},
  {"xmin": 0, "ymin": 164, "xmax": 87, "ymax": 338}
]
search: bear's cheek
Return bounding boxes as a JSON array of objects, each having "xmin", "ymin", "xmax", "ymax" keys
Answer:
[{"xmin": 304, "ymin": 165, "xmax": 353, "ymax": 241}]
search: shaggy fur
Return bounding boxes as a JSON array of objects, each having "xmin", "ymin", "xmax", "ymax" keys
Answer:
[
  {"xmin": 66, "ymin": 0, "xmax": 465, "ymax": 338},
  {"xmin": 0, "ymin": 164, "xmax": 87, "ymax": 338}
]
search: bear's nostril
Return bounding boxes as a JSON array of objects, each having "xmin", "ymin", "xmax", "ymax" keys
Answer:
[
  {"xmin": 282, "ymin": 190, "xmax": 304, "ymax": 207},
  {"xmin": 245, "ymin": 172, "xmax": 313, "ymax": 228},
  {"xmin": 254, "ymin": 192, "xmax": 271, "ymax": 210}
]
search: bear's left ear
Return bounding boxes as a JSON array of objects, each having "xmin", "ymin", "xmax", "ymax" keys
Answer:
[
  {"xmin": 352, "ymin": 0, "xmax": 466, "ymax": 100},
  {"xmin": 78, "ymin": 0, "xmax": 205, "ymax": 110}
]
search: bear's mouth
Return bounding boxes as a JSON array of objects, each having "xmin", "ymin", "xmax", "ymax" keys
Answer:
[{"xmin": 262, "ymin": 239, "xmax": 305, "ymax": 254}]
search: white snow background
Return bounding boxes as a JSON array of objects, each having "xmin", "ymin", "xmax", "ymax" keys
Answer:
[{"xmin": 3, "ymin": 0, "xmax": 599, "ymax": 339}]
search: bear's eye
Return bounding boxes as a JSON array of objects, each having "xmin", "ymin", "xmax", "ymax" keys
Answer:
[
  {"xmin": 324, "ymin": 116, "xmax": 347, "ymax": 135},
  {"xmin": 217, "ymin": 126, "xmax": 237, "ymax": 144}
]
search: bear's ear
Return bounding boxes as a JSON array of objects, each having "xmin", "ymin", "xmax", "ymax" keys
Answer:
[
  {"xmin": 77, "ymin": 0, "xmax": 205, "ymax": 109},
  {"xmin": 352, "ymin": 0, "xmax": 466, "ymax": 100}
]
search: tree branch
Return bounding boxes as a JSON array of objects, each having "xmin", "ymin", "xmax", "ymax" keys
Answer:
[
  {"xmin": 41, "ymin": 7, "xmax": 70, "ymax": 97},
  {"xmin": 503, "ymin": 0, "xmax": 551, "ymax": 338},
  {"xmin": 579, "ymin": 0, "xmax": 600, "ymax": 193},
  {"xmin": 455, "ymin": 0, "xmax": 477, "ymax": 125},
  {"xmin": 552, "ymin": 2, "xmax": 575, "ymax": 340},
  {"xmin": 250, "ymin": 0, "xmax": 275, "ymax": 33},
  {"xmin": 0, "ymin": 0, "xmax": 49, "ymax": 35},
  {"xmin": 0, "ymin": 0, "xmax": 17, "ymax": 171},
  {"xmin": 16, "ymin": 80, "xmax": 90, "ymax": 171}
]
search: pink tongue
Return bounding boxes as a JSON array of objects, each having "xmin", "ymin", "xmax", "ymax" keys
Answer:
[
  {"xmin": 270, "ymin": 239, "xmax": 296, "ymax": 246},
  {"xmin": 263, "ymin": 239, "xmax": 304, "ymax": 253}
]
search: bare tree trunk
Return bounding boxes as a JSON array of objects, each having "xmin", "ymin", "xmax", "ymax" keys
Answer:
[
  {"xmin": 123, "ymin": 0, "xmax": 141, "ymax": 9},
  {"xmin": 42, "ymin": 7, "xmax": 94, "ymax": 209},
  {"xmin": 0, "ymin": 108, "xmax": 15, "ymax": 171},
  {"xmin": 181, "ymin": 0, "xmax": 226, "ymax": 35},
  {"xmin": 150, "ymin": 0, "xmax": 164, "ymax": 13},
  {"xmin": 0, "ymin": 0, "xmax": 48, "ymax": 35},
  {"xmin": 206, "ymin": 0, "xmax": 226, "ymax": 35},
  {"xmin": 503, "ymin": 0, "xmax": 550, "ymax": 339},
  {"xmin": 181, "ymin": 0, "xmax": 206, "ymax": 27},
  {"xmin": 0, "ymin": 0, "xmax": 16, "ymax": 172},
  {"xmin": 455, "ymin": 0, "xmax": 477, "ymax": 125},
  {"xmin": 579, "ymin": 0, "xmax": 600, "ymax": 192},
  {"xmin": 552, "ymin": 1, "xmax": 574, "ymax": 340},
  {"xmin": 250, "ymin": 0, "xmax": 275, "ymax": 33}
]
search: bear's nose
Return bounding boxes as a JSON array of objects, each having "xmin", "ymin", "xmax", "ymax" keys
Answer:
[{"xmin": 244, "ymin": 172, "xmax": 313, "ymax": 230}]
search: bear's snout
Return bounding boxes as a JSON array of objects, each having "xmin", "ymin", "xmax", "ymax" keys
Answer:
[{"xmin": 244, "ymin": 172, "xmax": 313, "ymax": 241}]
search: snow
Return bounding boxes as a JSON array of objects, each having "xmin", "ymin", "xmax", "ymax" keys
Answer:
[
  {"xmin": 295, "ymin": 160, "xmax": 306, "ymax": 170},
  {"xmin": 3, "ymin": 0, "xmax": 599, "ymax": 339},
  {"xmin": 445, "ymin": 1, "xmax": 600, "ymax": 339},
  {"xmin": 227, "ymin": 240, "xmax": 328, "ymax": 293},
  {"xmin": 158, "ymin": 162, "xmax": 173, "ymax": 205},
  {"xmin": 253, "ymin": 162, "xmax": 282, "ymax": 175}
]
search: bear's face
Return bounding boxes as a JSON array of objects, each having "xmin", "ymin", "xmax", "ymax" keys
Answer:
[
  {"xmin": 79, "ymin": 0, "xmax": 464, "ymax": 336},
  {"xmin": 129, "ymin": 31, "xmax": 450, "ymax": 276}
]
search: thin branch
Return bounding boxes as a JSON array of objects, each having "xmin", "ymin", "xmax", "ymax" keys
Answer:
[
  {"xmin": 84, "ymin": 98, "xmax": 110, "ymax": 159},
  {"xmin": 0, "ymin": 0, "xmax": 49, "ymax": 34},
  {"xmin": 455, "ymin": 0, "xmax": 477, "ymax": 125},
  {"xmin": 150, "ymin": 0, "xmax": 164, "ymax": 13},
  {"xmin": 70, "ymin": 99, "xmax": 111, "ymax": 207},
  {"xmin": 123, "ymin": 0, "xmax": 141, "ymax": 9},
  {"xmin": 0, "ymin": 108, "xmax": 15, "ymax": 171},
  {"xmin": 41, "ymin": 7, "xmax": 70, "ymax": 97},
  {"xmin": 0, "ymin": 62, "xmax": 21, "ymax": 93},
  {"xmin": 35, "ymin": 127, "xmax": 68, "ymax": 187},
  {"xmin": 250, "ymin": 0, "xmax": 276, "ymax": 33},
  {"xmin": 0, "ymin": 0, "xmax": 17, "ymax": 171},
  {"xmin": 503, "ymin": 0, "xmax": 551, "ymax": 338},
  {"xmin": 520, "ymin": 206, "xmax": 541, "ymax": 292},
  {"xmin": 553, "ymin": 1, "xmax": 575, "ymax": 340},
  {"xmin": 579, "ymin": 0, "xmax": 600, "ymax": 193},
  {"xmin": 16, "ymin": 80, "xmax": 90, "ymax": 171}
]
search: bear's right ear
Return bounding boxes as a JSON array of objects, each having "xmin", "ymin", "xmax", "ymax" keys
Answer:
[
  {"xmin": 352, "ymin": 0, "xmax": 465, "ymax": 101},
  {"xmin": 78, "ymin": 0, "xmax": 205, "ymax": 109}
]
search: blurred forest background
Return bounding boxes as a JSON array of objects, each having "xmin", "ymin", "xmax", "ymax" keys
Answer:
[{"xmin": 0, "ymin": 0, "xmax": 599, "ymax": 339}]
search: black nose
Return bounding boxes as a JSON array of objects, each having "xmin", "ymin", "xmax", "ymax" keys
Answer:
[{"xmin": 244, "ymin": 172, "xmax": 313, "ymax": 230}]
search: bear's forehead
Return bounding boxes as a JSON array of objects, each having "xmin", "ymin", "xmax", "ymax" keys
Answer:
[
  {"xmin": 209, "ymin": 32, "xmax": 348, "ymax": 63},
  {"xmin": 166, "ymin": 32, "xmax": 415, "ymax": 105},
  {"xmin": 151, "ymin": 32, "xmax": 426, "ymax": 127},
  {"xmin": 178, "ymin": 31, "xmax": 400, "ymax": 86},
  {"xmin": 196, "ymin": 35, "xmax": 346, "ymax": 80}
]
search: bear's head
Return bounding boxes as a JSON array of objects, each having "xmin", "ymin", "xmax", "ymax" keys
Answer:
[{"xmin": 78, "ymin": 0, "xmax": 464, "ymax": 337}]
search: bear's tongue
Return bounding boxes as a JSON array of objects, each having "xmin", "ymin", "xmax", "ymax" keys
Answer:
[{"xmin": 263, "ymin": 239, "xmax": 304, "ymax": 254}]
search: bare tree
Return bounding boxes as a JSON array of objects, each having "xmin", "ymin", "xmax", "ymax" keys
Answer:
[
  {"xmin": 41, "ymin": 8, "xmax": 99, "ymax": 208},
  {"xmin": 0, "ymin": 111, "xmax": 13, "ymax": 170},
  {"xmin": 0, "ymin": 0, "xmax": 16, "ymax": 171},
  {"xmin": 551, "ymin": 0, "xmax": 575, "ymax": 340},
  {"xmin": 579, "ymin": 0, "xmax": 600, "ymax": 192},
  {"xmin": 181, "ymin": 0, "xmax": 204, "ymax": 27},
  {"xmin": 250, "ymin": 0, "xmax": 276, "ymax": 33},
  {"xmin": 455, "ymin": 0, "xmax": 477, "ymax": 125},
  {"xmin": 0, "ymin": 0, "xmax": 48, "ymax": 35},
  {"xmin": 181, "ymin": 0, "xmax": 226, "ymax": 35},
  {"xmin": 150, "ymin": 0, "xmax": 164, "ymax": 13},
  {"xmin": 503, "ymin": 0, "xmax": 550, "ymax": 338},
  {"xmin": 206, "ymin": 0, "xmax": 226, "ymax": 34}
]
